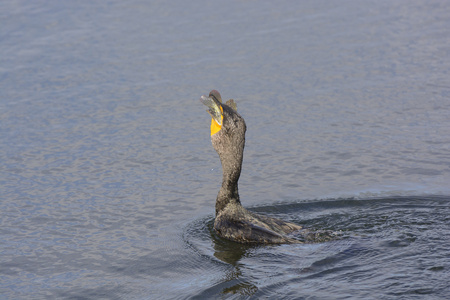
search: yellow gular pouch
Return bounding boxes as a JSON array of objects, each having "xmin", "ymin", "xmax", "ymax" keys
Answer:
[{"xmin": 210, "ymin": 107, "xmax": 223, "ymax": 136}]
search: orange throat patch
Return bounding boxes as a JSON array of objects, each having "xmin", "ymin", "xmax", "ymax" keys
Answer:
[{"xmin": 210, "ymin": 116, "xmax": 222, "ymax": 136}]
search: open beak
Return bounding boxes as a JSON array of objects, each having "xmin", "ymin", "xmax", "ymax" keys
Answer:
[{"xmin": 200, "ymin": 95, "xmax": 223, "ymax": 126}]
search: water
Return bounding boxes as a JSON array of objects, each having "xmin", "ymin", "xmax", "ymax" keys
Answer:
[{"xmin": 1, "ymin": 0, "xmax": 449, "ymax": 299}]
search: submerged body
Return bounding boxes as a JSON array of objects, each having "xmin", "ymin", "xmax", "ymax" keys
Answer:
[
  {"xmin": 201, "ymin": 90, "xmax": 303, "ymax": 244},
  {"xmin": 215, "ymin": 204, "xmax": 303, "ymax": 244}
]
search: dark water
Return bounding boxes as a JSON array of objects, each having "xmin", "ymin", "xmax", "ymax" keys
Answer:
[{"xmin": 1, "ymin": 1, "xmax": 450, "ymax": 299}]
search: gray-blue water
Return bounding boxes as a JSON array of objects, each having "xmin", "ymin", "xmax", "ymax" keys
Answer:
[{"xmin": 1, "ymin": 1, "xmax": 450, "ymax": 299}]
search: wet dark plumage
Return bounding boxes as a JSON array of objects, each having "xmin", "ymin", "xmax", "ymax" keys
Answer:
[{"xmin": 202, "ymin": 90, "xmax": 303, "ymax": 244}]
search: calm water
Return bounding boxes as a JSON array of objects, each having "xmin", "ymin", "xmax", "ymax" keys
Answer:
[{"xmin": 1, "ymin": 1, "xmax": 450, "ymax": 299}]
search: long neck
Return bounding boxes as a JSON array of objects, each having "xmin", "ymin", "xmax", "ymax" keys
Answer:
[{"xmin": 215, "ymin": 136, "xmax": 245, "ymax": 215}]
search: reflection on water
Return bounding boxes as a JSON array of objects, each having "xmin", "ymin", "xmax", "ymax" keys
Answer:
[
  {"xmin": 212, "ymin": 232, "xmax": 250, "ymax": 267},
  {"xmin": 211, "ymin": 235, "xmax": 259, "ymax": 297},
  {"xmin": 209, "ymin": 223, "xmax": 345, "ymax": 297}
]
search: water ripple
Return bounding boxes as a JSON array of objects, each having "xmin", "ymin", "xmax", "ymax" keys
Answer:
[{"xmin": 184, "ymin": 196, "xmax": 450, "ymax": 298}]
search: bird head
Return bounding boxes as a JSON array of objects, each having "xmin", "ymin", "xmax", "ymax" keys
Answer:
[{"xmin": 200, "ymin": 90, "xmax": 246, "ymax": 170}]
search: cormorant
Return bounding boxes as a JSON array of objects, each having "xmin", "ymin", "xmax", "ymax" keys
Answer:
[{"xmin": 201, "ymin": 90, "xmax": 303, "ymax": 244}]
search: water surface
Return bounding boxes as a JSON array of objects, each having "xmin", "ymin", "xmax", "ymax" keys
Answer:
[{"xmin": 1, "ymin": 0, "xmax": 449, "ymax": 299}]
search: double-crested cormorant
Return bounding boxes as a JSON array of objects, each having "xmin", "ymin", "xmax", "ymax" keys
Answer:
[{"xmin": 201, "ymin": 90, "xmax": 303, "ymax": 244}]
